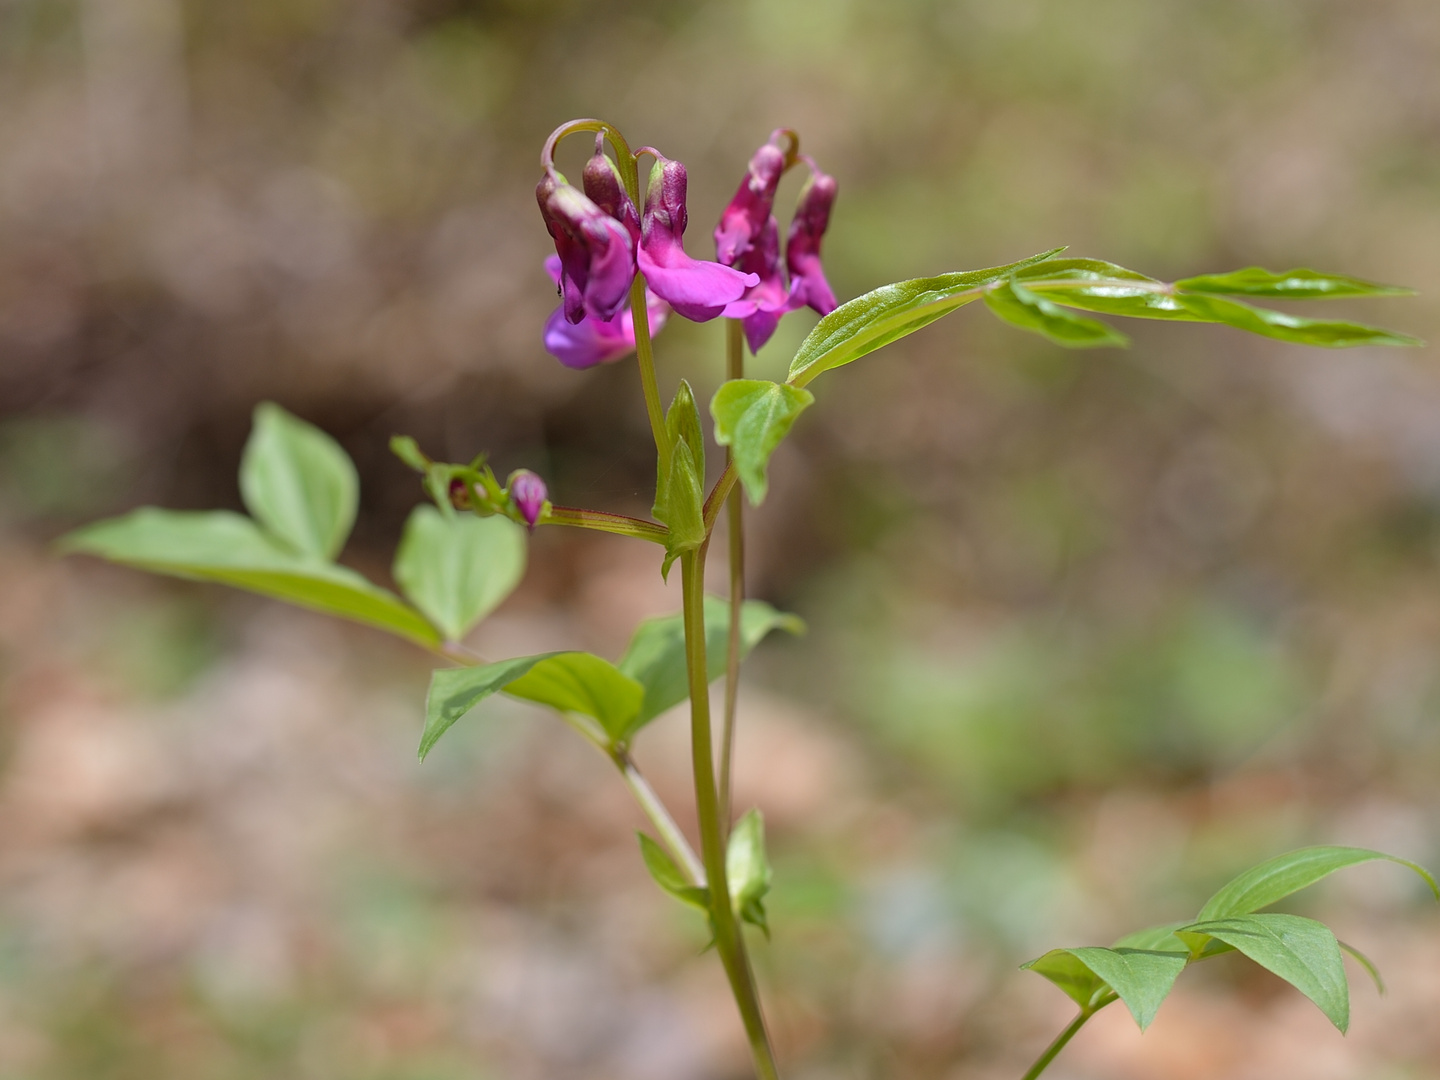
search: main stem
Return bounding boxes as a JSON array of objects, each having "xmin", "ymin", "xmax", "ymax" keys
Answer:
[
  {"xmin": 680, "ymin": 548, "xmax": 781, "ymax": 1080},
  {"xmin": 719, "ymin": 318, "xmax": 745, "ymax": 828},
  {"xmin": 1019, "ymin": 1008, "xmax": 1097, "ymax": 1080}
]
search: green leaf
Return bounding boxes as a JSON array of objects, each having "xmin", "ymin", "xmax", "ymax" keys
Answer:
[
  {"xmin": 653, "ymin": 380, "xmax": 706, "ymax": 578},
  {"xmin": 1013, "ymin": 257, "xmax": 1160, "ymax": 286},
  {"xmin": 639, "ymin": 834, "xmax": 709, "ymax": 911},
  {"xmin": 983, "ymin": 280, "xmax": 1130, "ymax": 348},
  {"xmin": 1066, "ymin": 948, "xmax": 1187, "ymax": 1030},
  {"xmin": 1174, "ymin": 267, "xmax": 1414, "ymax": 299},
  {"xmin": 1179, "ymin": 913, "xmax": 1349, "ymax": 1031},
  {"xmin": 393, "ymin": 505, "xmax": 526, "ymax": 642},
  {"xmin": 727, "ymin": 808, "xmax": 773, "ymax": 936},
  {"xmin": 1022, "ymin": 950, "xmax": 1110, "ymax": 1011},
  {"xmin": 1197, "ymin": 845, "xmax": 1440, "ymax": 921},
  {"xmin": 503, "ymin": 652, "xmax": 644, "ymax": 742},
  {"xmin": 1174, "ymin": 293, "xmax": 1421, "ymax": 348},
  {"xmin": 710, "ymin": 380, "xmax": 814, "ymax": 505},
  {"xmin": 240, "ymin": 403, "xmax": 359, "ymax": 559},
  {"xmin": 420, "ymin": 654, "xmax": 559, "ymax": 759},
  {"xmin": 1339, "ymin": 940, "xmax": 1385, "ymax": 995},
  {"xmin": 617, "ymin": 597, "xmax": 805, "ymax": 736},
  {"xmin": 1113, "ymin": 923, "xmax": 1190, "ymax": 951},
  {"xmin": 786, "ymin": 248, "xmax": 1065, "ymax": 386},
  {"xmin": 61, "ymin": 508, "xmax": 439, "ymax": 647}
]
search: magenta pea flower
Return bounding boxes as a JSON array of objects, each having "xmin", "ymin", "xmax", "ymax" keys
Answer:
[
  {"xmin": 536, "ymin": 173, "xmax": 636, "ymax": 324},
  {"xmin": 637, "ymin": 155, "xmax": 757, "ymax": 322},
  {"xmin": 507, "ymin": 469, "xmax": 548, "ymax": 530},
  {"xmin": 714, "ymin": 136, "xmax": 839, "ymax": 352},
  {"xmin": 785, "ymin": 169, "xmax": 839, "ymax": 316},
  {"xmin": 542, "ymin": 256, "xmax": 669, "ymax": 369}
]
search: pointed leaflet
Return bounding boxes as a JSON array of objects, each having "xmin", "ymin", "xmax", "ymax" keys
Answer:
[
  {"xmin": 727, "ymin": 808, "xmax": 773, "ymax": 936},
  {"xmin": 711, "ymin": 380, "xmax": 814, "ymax": 505},
  {"xmin": 1063, "ymin": 948, "xmax": 1187, "ymax": 1030},
  {"xmin": 617, "ymin": 597, "xmax": 805, "ymax": 735},
  {"xmin": 639, "ymin": 833, "xmax": 709, "ymax": 911},
  {"xmin": 240, "ymin": 403, "xmax": 359, "ymax": 559},
  {"xmin": 653, "ymin": 380, "xmax": 706, "ymax": 578},
  {"xmin": 1173, "ymin": 293, "xmax": 1420, "ymax": 348},
  {"xmin": 503, "ymin": 653, "xmax": 644, "ymax": 742},
  {"xmin": 1021, "ymin": 950, "xmax": 1110, "ymax": 1011},
  {"xmin": 1178, "ymin": 913, "xmax": 1350, "ymax": 1031},
  {"xmin": 1197, "ymin": 845, "xmax": 1439, "ymax": 921},
  {"xmin": 1174, "ymin": 267, "xmax": 1414, "ymax": 299},
  {"xmin": 421, "ymin": 654, "xmax": 559, "ymax": 759},
  {"xmin": 421, "ymin": 652, "xmax": 644, "ymax": 758},
  {"xmin": 786, "ymin": 248, "xmax": 1066, "ymax": 387},
  {"xmin": 983, "ymin": 280, "xmax": 1129, "ymax": 348},
  {"xmin": 61, "ymin": 509, "xmax": 439, "ymax": 648},
  {"xmin": 393, "ymin": 506, "xmax": 526, "ymax": 642}
]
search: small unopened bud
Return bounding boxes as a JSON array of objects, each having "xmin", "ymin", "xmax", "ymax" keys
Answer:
[
  {"xmin": 508, "ymin": 470, "xmax": 548, "ymax": 530},
  {"xmin": 583, "ymin": 142, "xmax": 640, "ymax": 245},
  {"xmin": 785, "ymin": 170, "xmax": 838, "ymax": 315},
  {"xmin": 447, "ymin": 477, "xmax": 472, "ymax": 511}
]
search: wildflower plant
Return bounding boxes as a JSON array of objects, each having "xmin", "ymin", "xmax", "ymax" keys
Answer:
[{"xmin": 63, "ymin": 118, "xmax": 1438, "ymax": 1079}]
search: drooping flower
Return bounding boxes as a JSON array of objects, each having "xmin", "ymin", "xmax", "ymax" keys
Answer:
[
  {"xmin": 637, "ymin": 155, "xmax": 757, "ymax": 322},
  {"xmin": 507, "ymin": 469, "xmax": 548, "ymax": 530},
  {"xmin": 536, "ymin": 173, "xmax": 636, "ymax": 324},
  {"xmin": 582, "ymin": 143, "xmax": 640, "ymax": 246},
  {"xmin": 714, "ymin": 137, "xmax": 788, "ymax": 267},
  {"xmin": 721, "ymin": 217, "xmax": 792, "ymax": 353},
  {"xmin": 786, "ymin": 169, "xmax": 839, "ymax": 315},
  {"xmin": 541, "ymin": 256, "xmax": 669, "ymax": 369}
]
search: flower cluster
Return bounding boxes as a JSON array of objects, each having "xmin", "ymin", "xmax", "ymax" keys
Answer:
[{"xmin": 537, "ymin": 130, "xmax": 837, "ymax": 366}]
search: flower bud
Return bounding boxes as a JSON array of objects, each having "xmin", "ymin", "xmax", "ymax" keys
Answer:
[
  {"xmin": 507, "ymin": 470, "xmax": 548, "ymax": 530},
  {"xmin": 785, "ymin": 170, "xmax": 838, "ymax": 315},
  {"xmin": 537, "ymin": 173, "xmax": 636, "ymax": 324},
  {"xmin": 582, "ymin": 146, "xmax": 640, "ymax": 246}
]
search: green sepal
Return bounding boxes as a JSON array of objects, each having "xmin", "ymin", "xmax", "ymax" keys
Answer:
[
  {"xmin": 710, "ymin": 379, "xmax": 814, "ymax": 505},
  {"xmin": 983, "ymin": 280, "xmax": 1130, "ymax": 348},
  {"xmin": 653, "ymin": 380, "xmax": 706, "ymax": 579},
  {"xmin": 638, "ymin": 834, "xmax": 709, "ymax": 912},
  {"xmin": 240, "ymin": 402, "xmax": 359, "ymax": 559},
  {"xmin": 1177, "ymin": 913, "xmax": 1350, "ymax": 1031},
  {"xmin": 617, "ymin": 597, "xmax": 805, "ymax": 737},
  {"xmin": 1174, "ymin": 266, "xmax": 1415, "ymax": 299},
  {"xmin": 60, "ymin": 509, "xmax": 439, "ymax": 648},
  {"xmin": 393, "ymin": 505, "xmax": 526, "ymax": 642},
  {"xmin": 389, "ymin": 435, "xmax": 431, "ymax": 472},
  {"xmin": 727, "ymin": 809, "xmax": 773, "ymax": 938},
  {"xmin": 786, "ymin": 248, "xmax": 1066, "ymax": 386}
]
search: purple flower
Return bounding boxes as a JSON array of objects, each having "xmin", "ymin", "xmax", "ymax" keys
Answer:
[
  {"xmin": 785, "ymin": 169, "xmax": 838, "ymax": 316},
  {"xmin": 536, "ymin": 173, "xmax": 636, "ymax": 324},
  {"xmin": 582, "ymin": 144, "xmax": 641, "ymax": 246},
  {"xmin": 714, "ymin": 137, "xmax": 788, "ymax": 267},
  {"xmin": 542, "ymin": 256, "xmax": 669, "ymax": 368},
  {"xmin": 721, "ymin": 217, "xmax": 792, "ymax": 353},
  {"xmin": 507, "ymin": 470, "xmax": 548, "ymax": 530},
  {"xmin": 637, "ymin": 155, "xmax": 757, "ymax": 322}
]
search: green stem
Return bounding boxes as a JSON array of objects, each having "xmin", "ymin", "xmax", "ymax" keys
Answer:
[
  {"xmin": 541, "ymin": 504, "xmax": 669, "ymax": 545},
  {"xmin": 631, "ymin": 275, "xmax": 669, "ymax": 459},
  {"xmin": 704, "ymin": 462, "xmax": 739, "ymax": 532},
  {"xmin": 1020, "ymin": 1007, "xmax": 1098, "ymax": 1080},
  {"xmin": 680, "ymin": 548, "xmax": 781, "ymax": 1080},
  {"xmin": 612, "ymin": 746, "xmax": 705, "ymax": 885},
  {"xmin": 719, "ymin": 318, "xmax": 745, "ymax": 829}
]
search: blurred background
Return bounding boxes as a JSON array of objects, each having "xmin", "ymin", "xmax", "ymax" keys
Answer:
[{"xmin": 2, "ymin": 0, "xmax": 1440, "ymax": 1077}]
